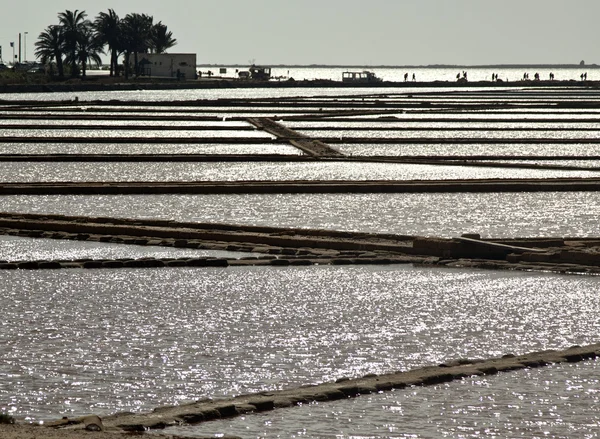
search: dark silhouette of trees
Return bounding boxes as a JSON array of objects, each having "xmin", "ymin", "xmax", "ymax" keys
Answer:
[
  {"xmin": 93, "ymin": 9, "xmax": 122, "ymax": 77},
  {"xmin": 34, "ymin": 25, "xmax": 65, "ymax": 78},
  {"xmin": 122, "ymin": 13, "xmax": 153, "ymax": 77},
  {"xmin": 58, "ymin": 9, "xmax": 90, "ymax": 77},
  {"xmin": 149, "ymin": 22, "xmax": 177, "ymax": 54},
  {"xmin": 35, "ymin": 9, "xmax": 178, "ymax": 79},
  {"xmin": 74, "ymin": 26, "xmax": 104, "ymax": 77}
]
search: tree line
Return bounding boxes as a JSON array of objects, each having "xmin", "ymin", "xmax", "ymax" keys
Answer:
[{"xmin": 34, "ymin": 9, "xmax": 177, "ymax": 79}]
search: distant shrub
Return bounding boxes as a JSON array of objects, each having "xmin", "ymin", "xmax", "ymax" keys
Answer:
[{"xmin": 0, "ymin": 412, "xmax": 16, "ymax": 424}]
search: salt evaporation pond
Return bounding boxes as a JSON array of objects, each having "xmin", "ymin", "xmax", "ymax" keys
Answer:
[
  {"xmin": 334, "ymin": 142, "xmax": 600, "ymax": 157},
  {"xmin": 0, "ymin": 161, "xmax": 598, "ymax": 183},
  {"xmin": 0, "ymin": 192, "xmax": 598, "ymax": 238},
  {"xmin": 284, "ymin": 120, "xmax": 600, "ymax": 130},
  {"xmin": 0, "ymin": 235, "xmax": 257, "ymax": 261},
  {"xmin": 0, "ymin": 128, "xmax": 274, "ymax": 139},
  {"xmin": 0, "ymin": 142, "xmax": 300, "ymax": 155},
  {"xmin": 299, "ymin": 129, "xmax": 600, "ymax": 140},
  {"xmin": 170, "ymin": 360, "xmax": 600, "ymax": 439},
  {"xmin": 2, "ymin": 265, "xmax": 599, "ymax": 423},
  {"xmin": 0, "ymin": 119, "xmax": 250, "ymax": 127}
]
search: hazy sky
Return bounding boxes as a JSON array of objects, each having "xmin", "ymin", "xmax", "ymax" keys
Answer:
[{"xmin": 2, "ymin": 0, "xmax": 599, "ymax": 66}]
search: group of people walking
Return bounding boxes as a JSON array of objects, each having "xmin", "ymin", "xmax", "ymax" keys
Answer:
[{"xmin": 394, "ymin": 70, "xmax": 592, "ymax": 83}]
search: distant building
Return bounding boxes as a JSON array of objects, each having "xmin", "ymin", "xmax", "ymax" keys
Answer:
[{"xmin": 136, "ymin": 53, "xmax": 197, "ymax": 79}]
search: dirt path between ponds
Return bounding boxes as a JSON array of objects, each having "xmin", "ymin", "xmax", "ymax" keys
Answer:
[{"xmin": 39, "ymin": 343, "xmax": 600, "ymax": 435}]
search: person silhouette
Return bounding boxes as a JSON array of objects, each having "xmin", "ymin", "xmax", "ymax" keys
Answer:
[
  {"xmin": 412, "ymin": 73, "xmax": 416, "ymax": 81},
  {"xmin": 404, "ymin": 72, "xmax": 409, "ymax": 82}
]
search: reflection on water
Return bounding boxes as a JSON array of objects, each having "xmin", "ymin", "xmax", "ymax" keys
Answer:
[
  {"xmin": 1, "ymin": 128, "xmax": 273, "ymax": 139},
  {"xmin": 300, "ymin": 128, "xmax": 600, "ymax": 140},
  {"xmin": 2, "ymin": 265, "xmax": 599, "ymax": 421},
  {"xmin": 3, "ymin": 83, "xmax": 600, "ymax": 437},
  {"xmin": 171, "ymin": 360, "xmax": 600, "ymax": 439},
  {"xmin": 0, "ymin": 192, "xmax": 598, "ymax": 238},
  {"xmin": 0, "ymin": 142, "xmax": 299, "ymax": 155},
  {"xmin": 336, "ymin": 142, "xmax": 600, "ymax": 157},
  {"xmin": 0, "ymin": 161, "xmax": 597, "ymax": 183},
  {"xmin": 0, "ymin": 235, "xmax": 257, "ymax": 261}
]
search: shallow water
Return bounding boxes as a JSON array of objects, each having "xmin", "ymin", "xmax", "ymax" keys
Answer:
[
  {"xmin": 0, "ymin": 119, "xmax": 249, "ymax": 127},
  {"xmin": 335, "ymin": 143, "xmax": 600, "ymax": 157},
  {"xmin": 0, "ymin": 235, "xmax": 257, "ymax": 261},
  {"xmin": 0, "ymin": 161, "xmax": 597, "ymax": 183},
  {"xmin": 0, "ymin": 192, "xmax": 597, "ymax": 238},
  {"xmin": 169, "ymin": 360, "xmax": 600, "ymax": 439},
  {"xmin": 1, "ymin": 128, "xmax": 273, "ymax": 139},
  {"xmin": 2, "ymin": 265, "xmax": 599, "ymax": 422},
  {"xmin": 0, "ymin": 142, "xmax": 299, "ymax": 155},
  {"xmin": 285, "ymin": 120, "xmax": 600, "ymax": 130},
  {"xmin": 2, "ymin": 83, "xmax": 600, "ymax": 437},
  {"xmin": 300, "ymin": 129, "xmax": 600, "ymax": 140}
]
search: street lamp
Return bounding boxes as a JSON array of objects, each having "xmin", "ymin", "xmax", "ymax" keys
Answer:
[{"xmin": 24, "ymin": 32, "xmax": 28, "ymax": 62}]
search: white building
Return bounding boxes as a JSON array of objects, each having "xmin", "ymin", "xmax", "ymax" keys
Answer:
[{"xmin": 137, "ymin": 53, "xmax": 197, "ymax": 79}]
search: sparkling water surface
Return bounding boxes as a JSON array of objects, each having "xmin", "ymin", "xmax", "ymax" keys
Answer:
[
  {"xmin": 1, "ymin": 128, "xmax": 273, "ymax": 139},
  {"xmin": 2, "ymin": 265, "xmax": 599, "ymax": 422},
  {"xmin": 0, "ymin": 235, "xmax": 257, "ymax": 261},
  {"xmin": 2, "ymin": 80, "xmax": 600, "ymax": 437},
  {"xmin": 285, "ymin": 120, "xmax": 600, "ymax": 130},
  {"xmin": 0, "ymin": 142, "xmax": 300, "ymax": 155},
  {"xmin": 335, "ymin": 143, "xmax": 600, "ymax": 157},
  {"xmin": 0, "ymin": 119, "xmax": 251, "ymax": 127},
  {"xmin": 300, "ymin": 129, "xmax": 600, "ymax": 140},
  {"xmin": 169, "ymin": 360, "xmax": 600, "ymax": 439},
  {"xmin": 0, "ymin": 192, "xmax": 598, "ymax": 238},
  {"xmin": 0, "ymin": 161, "xmax": 597, "ymax": 183}
]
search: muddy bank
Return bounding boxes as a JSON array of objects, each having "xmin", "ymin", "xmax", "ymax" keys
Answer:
[
  {"xmin": 2, "ymin": 177, "xmax": 600, "ymax": 195},
  {"xmin": 2, "ymin": 212, "xmax": 600, "ymax": 275}
]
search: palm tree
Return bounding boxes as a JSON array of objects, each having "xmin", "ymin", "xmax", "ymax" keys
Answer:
[
  {"xmin": 122, "ymin": 13, "xmax": 154, "ymax": 77},
  {"xmin": 74, "ymin": 27, "xmax": 104, "ymax": 77},
  {"xmin": 34, "ymin": 25, "xmax": 65, "ymax": 78},
  {"xmin": 58, "ymin": 9, "xmax": 90, "ymax": 77},
  {"xmin": 94, "ymin": 9, "xmax": 122, "ymax": 77},
  {"xmin": 149, "ymin": 22, "xmax": 177, "ymax": 54}
]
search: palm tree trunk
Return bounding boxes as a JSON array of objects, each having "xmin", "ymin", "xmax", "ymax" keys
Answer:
[
  {"xmin": 71, "ymin": 50, "xmax": 78, "ymax": 77},
  {"xmin": 54, "ymin": 50, "xmax": 64, "ymax": 78},
  {"xmin": 110, "ymin": 48, "xmax": 117, "ymax": 77},
  {"xmin": 124, "ymin": 51, "xmax": 130, "ymax": 79}
]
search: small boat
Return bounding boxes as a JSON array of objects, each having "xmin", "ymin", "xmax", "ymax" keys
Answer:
[{"xmin": 342, "ymin": 70, "xmax": 382, "ymax": 83}]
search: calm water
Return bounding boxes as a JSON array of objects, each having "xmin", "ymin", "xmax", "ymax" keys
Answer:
[
  {"xmin": 2, "ymin": 80, "xmax": 600, "ymax": 437},
  {"xmin": 2, "ymin": 265, "xmax": 599, "ymax": 424},
  {"xmin": 1, "ymin": 161, "xmax": 597, "ymax": 182},
  {"xmin": 0, "ymin": 235, "xmax": 258, "ymax": 261},
  {"xmin": 0, "ymin": 142, "xmax": 299, "ymax": 155},
  {"xmin": 0, "ymin": 192, "xmax": 597, "ymax": 238},
  {"xmin": 335, "ymin": 143, "xmax": 600, "ymax": 158},
  {"xmin": 170, "ymin": 360, "xmax": 600, "ymax": 439}
]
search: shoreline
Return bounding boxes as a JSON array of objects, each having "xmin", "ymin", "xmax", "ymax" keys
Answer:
[
  {"xmin": 1, "ymin": 78, "xmax": 600, "ymax": 94},
  {"xmin": 3, "ymin": 343, "xmax": 597, "ymax": 438}
]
